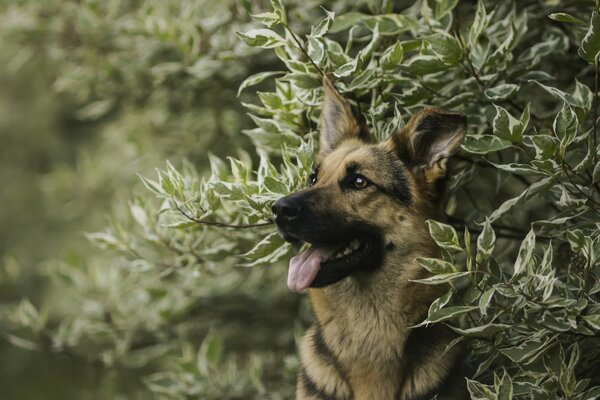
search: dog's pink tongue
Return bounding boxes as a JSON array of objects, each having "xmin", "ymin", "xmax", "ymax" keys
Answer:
[{"xmin": 288, "ymin": 246, "xmax": 336, "ymax": 292}]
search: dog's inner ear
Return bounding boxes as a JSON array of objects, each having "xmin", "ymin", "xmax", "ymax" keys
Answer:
[
  {"xmin": 391, "ymin": 109, "xmax": 467, "ymax": 183},
  {"xmin": 318, "ymin": 77, "xmax": 363, "ymax": 158}
]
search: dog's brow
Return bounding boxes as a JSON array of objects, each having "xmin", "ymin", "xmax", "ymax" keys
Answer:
[{"xmin": 345, "ymin": 162, "xmax": 360, "ymax": 174}]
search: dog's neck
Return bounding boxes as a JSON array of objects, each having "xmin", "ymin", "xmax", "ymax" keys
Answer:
[{"xmin": 307, "ymin": 242, "xmax": 458, "ymax": 399}]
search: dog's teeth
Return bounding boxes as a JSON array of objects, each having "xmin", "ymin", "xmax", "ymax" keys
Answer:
[{"xmin": 350, "ymin": 240, "xmax": 360, "ymax": 250}]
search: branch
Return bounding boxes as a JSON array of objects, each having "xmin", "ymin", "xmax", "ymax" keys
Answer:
[{"xmin": 175, "ymin": 204, "xmax": 273, "ymax": 229}]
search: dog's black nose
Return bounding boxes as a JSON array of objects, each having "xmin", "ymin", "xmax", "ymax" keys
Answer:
[{"xmin": 272, "ymin": 197, "xmax": 301, "ymax": 222}]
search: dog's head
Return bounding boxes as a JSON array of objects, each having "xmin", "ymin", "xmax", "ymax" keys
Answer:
[{"xmin": 273, "ymin": 78, "xmax": 466, "ymax": 291}]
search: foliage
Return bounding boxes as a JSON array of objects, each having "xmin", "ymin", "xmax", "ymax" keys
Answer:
[{"xmin": 2, "ymin": 0, "xmax": 600, "ymax": 399}]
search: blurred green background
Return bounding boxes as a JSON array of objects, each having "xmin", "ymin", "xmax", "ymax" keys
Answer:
[{"xmin": 0, "ymin": 1, "xmax": 260, "ymax": 398}]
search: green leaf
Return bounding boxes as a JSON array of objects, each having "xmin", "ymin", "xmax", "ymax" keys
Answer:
[
  {"xmin": 463, "ymin": 135, "xmax": 512, "ymax": 154},
  {"xmin": 549, "ymin": 13, "xmax": 585, "ymax": 25},
  {"xmin": 513, "ymin": 229, "xmax": 536, "ymax": 277},
  {"xmin": 237, "ymin": 71, "xmax": 283, "ymax": 97},
  {"xmin": 578, "ymin": 11, "xmax": 600, "ymax": 63},
  {"xmin": 450, "ymin": 323, "xmax": 510, "ymax": 338},
  {"xmin": 251, "ymin": 12, "xmax": 280, "ymax": 28},
  {"xmin": 269, "ymin": 0, "xmax": 287, "ymax": 23},
  {"xmin": 593, "ymin": 161, "xmax": 600, "ymax": 183},
  {"xmin": 381, "ymin": 41, "xmax": 404, "ymax": 69},
  {"xmin": 423, "ymin": 306, "xmax": 478, "ymax": 324},
  {"xmin": 485, "ymin": 84, "xmax": 519, "ymax": 101},
  {"xmin": 425, "ymin": 33, "xmax": 462, "ymax": 66},
  {"xmin": 412, "ymin": 271, "xmax": 471, "ymax": 285},
  {"xmin": 469, "ymin": 1, "xmax": 488, "ymax": 45},
  {"xmin": 435, "ymin": 0, "xmax": 459, "ymax": 19},
  {"xmin": 241, "ymin": 232, "xmax": 284, "ymax": 265},
  {"xmin": 311, "ymin": 9, "xmax": 335, "ymax": 38},
  {"xmin": 583, "ymin": 315, "xmax": 600, "ymax": 330},
  {"xmin": 479, "ymin": 288, "xmax": 495, "ymax": 316},
  {"xmin": 553, "ymin": 104, "xmax": 578, "ymax": 153},
  {"xmin": 405, "ymin": 55, "xmax": 448, "ymax": 75},
  {"xmin": 529, "ymin": 80, "xmax": 583, "ymax": 108},
  {"xmin": 500, "ymin": 336, "xmax": 553, "ymax": 363},
  {"xmin": 495, "ymin": 371, "xmax": 513, "ymax": 400},
  {"xmin": 476, "ymin": 220, "xmax": 495, "ymax": 263},
  {"xmin": 493, "ymin": 105, "xmax": 529, "ymax": 142},
  {"xmin": 525, "ymin": 135, "xmax": 559, "ymax": 160},
  {"xmin": 467, "ymin": 379, "xmax": 495, "ymax": 400},
  {"xmin": 237, "ymin": 29, "xmax": 286, "ymax": 49},
  {"xmin": 416, "ymin": 257, "xmax": 456, "ymax": 274},
  {"xmin": 197, "ymin": 333, "xmax": 222, "ymax": 375},
  {"xmin": 426, "ymin": 220, "xmax": 462, "ymax": 251}
]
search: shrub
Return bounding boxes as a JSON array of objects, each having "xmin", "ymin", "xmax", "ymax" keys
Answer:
[{"xmin": 2, "ymin": 0, "xmax": 600, "ymax": 398}]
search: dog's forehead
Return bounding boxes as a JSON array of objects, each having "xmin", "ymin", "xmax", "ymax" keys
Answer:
[{"xmin": 320, "ymin": 142, "xmax": 375, "ymax": 174}]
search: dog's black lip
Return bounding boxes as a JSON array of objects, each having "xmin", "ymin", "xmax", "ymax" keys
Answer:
[{"xmin": 309, "ymin": 238, "xmax": 380, "ymax": 288}]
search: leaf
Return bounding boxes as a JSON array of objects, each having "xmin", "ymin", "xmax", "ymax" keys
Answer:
[
  {"xmin": 421, "ymin": 306, "xmax": 478, "ymax": 325},
  {"xmin": 553, "ymin": 103, "xmax": 578, "ymax": 153},
  {"xmin": 237, "ymin": 29, "xmax": 285, "ymax": 49},
  {"xmin": 251, "ymin": 12, "xmax": 280, "ymax": 28},
  {"xmin": 334, "ymin": 58, "xmax": 360, "ymax": 78},
  {"xmin": 269, "ymin": 0, "xmax": 287, "ymax": 23},
  {"xmin": 416, "ymin": 257, "xmax": 456, "ymax": 274},
  {"xmin": 529, "ymin": 80, "xmax": 583, "ymax": 108},
  {"xmin": 593, "ymin": 161, "xmax": 600, "ymax": 183},
  {"xmin": 450, "ymin": 324, "xmax": 510, "ymax": 338},
  {"xmin": 381, "ymin": 41, "xmax": 404, "ymax": 69},
  {"xmin": 479, "ymin": 288, "xmax": 495, "ymax": 316},
  {"xmin": 493, "ymin": 105, "xmax": 528, "ymax": 142},
  {"xmin": 130, "ymin": 204, "xmax": 148, "ymax": 228},
  {"xmin": 583, "ymin": 315, "xmax": 600, "ymax": 330},
  {"xmin": 485, "ymin": 84, "xmax": 519, "ymax": 101},
  {"xmin": 241, "ymin": 232, "xmax": 285, "ymax": 265},
  {"xmin": 549, "ymin": 13, "xmax": 585, "ymax": 25},
  {"xmin": 311, "ymin": 9, "xmax": 335, "ymax": 38},
  {"xmin": 435, "ymin": 0, "xmax": 459, "ymax": 19},
  {"xmin": 425, "ymin": 33, "xmax": 462, "ymax": 66},
  {"xmin": 197, "ymin": 333, "xmax": 222, "ymax": 375},
  {"xmin": 579, "ymin": 11, "xmax": 600, "ymax": 63},
  {"xmin": 237, "ymin": 71, "xmax": 283, "ymax": 97},
  {"xmin": 76, "ymin": 99, "xmax": 114, "ymax": 121},
  {"xmin": 496, "ymin": 371, "xmax": 513, "ymax": 400},
  {"xmin": 412, "ymin": 271, "xmax": 471, "ymax": 285},
  {"xmin": 525, "ymin": 135, "xmax": 559, "ymax": 160},
  {"xmin": 404, "ymin": 55, "xmax": 449, "ymax": 75},
  {"xmin": 513, "ymin": 229, "xmax": 536, "ymax": 277},
  {"xmin": 476, "ymin": 220, "xmax": 495, "ymax": 263},
  {"xmin": 463, "ymin": 135, "xmax": 512, "ymax": 154},
  {"xmin": 426, "ymin": 220, "xmax": 462, "ymax": 251},
  {"xmin": 467, "ymin": 378, "xmax": 495, "ymax": 400},
  {"xmin": 469, "ymin": 1, "xmax": 488, "ymax": 45},
  {"xmin": 500, "ymin": 336, "xmax": 553, "ymax": 363}
]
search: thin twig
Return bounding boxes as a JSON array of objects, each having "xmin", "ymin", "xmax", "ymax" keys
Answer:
[
  {"xmin": 175, "ymin": 203, "xmax": 273, "ymax": 229},
  {"xmin": 282, "ymin": 23, "xmax": 325, "ymax": 77}
]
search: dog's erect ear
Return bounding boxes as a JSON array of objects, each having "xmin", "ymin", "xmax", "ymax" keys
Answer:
[
  {"xmin": 319, "ymin": 77, "xmax": 362, "ymax": 157},
  {"xmin": 391, "ymin": 108, "xmax": 467, "ymax": 183}
]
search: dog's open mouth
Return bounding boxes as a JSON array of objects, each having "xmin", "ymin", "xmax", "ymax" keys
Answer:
[{"xmin": 287, "ymin": 237, "xmax": 378, "ymax": 292}]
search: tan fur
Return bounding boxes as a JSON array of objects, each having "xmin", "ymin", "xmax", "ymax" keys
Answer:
[{"xmin": 291, "ymin": 78, "xmax": 467, "ymax": 400}]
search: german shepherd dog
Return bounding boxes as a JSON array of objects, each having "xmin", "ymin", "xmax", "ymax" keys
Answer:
[{"xmin": 272, "ymin": 77, "xmax": 468, "ymax": 400}]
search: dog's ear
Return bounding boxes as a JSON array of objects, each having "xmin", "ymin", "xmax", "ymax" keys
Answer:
[
  {"xmin": 391, "ymin": 108, "xmax": 466, "ymax": 183},
  {"xmin": 319, "ymin": 77, "xmax": 362, "ymax": 157}
]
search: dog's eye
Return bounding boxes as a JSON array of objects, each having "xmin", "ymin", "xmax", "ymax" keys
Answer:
[
  {"xmin": 352, "ymin": 175, "xmax": 370, "ymax": 189},
  {"xmin": 308, "ymin": 172, "xmax": 317, "ymax": 186}
]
